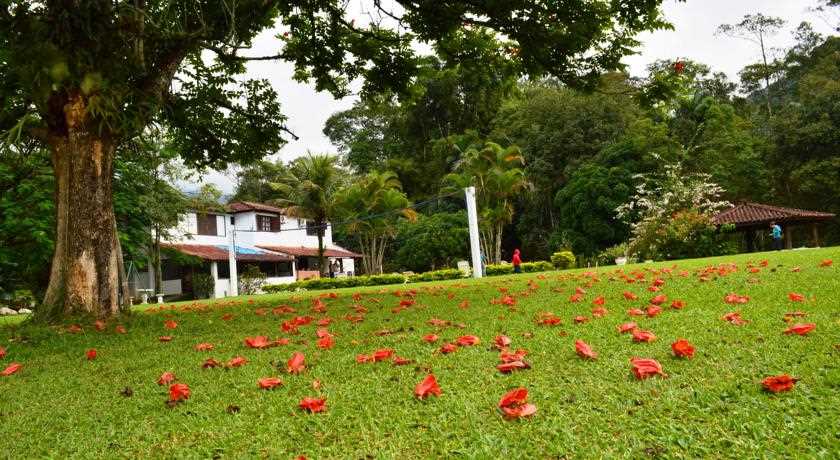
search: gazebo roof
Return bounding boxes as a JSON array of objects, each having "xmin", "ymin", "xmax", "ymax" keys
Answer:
[{"xmin": 712, "ymin": 202, "xmax": 835, "ymax": 228}]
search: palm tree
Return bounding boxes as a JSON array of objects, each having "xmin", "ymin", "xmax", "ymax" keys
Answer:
[
  {"xmin": 445, "ymin": 141, "xmax": 531, "ymax": 264},
  {"xmin": 337, "ymin": 171, "xmax": 416, "ymax": 274},
  {"xmin": 271, "ymin": 154, "xmax": 345, "ymax": 276}
]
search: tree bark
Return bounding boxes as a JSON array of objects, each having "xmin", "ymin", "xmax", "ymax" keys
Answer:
[
  {"xmin": 317, "ymin": 223, "xmax": 327, "ymax": 277},
  {"xmin": 40, "ymin": 95, "xmax": 123, "ymax": 320}
]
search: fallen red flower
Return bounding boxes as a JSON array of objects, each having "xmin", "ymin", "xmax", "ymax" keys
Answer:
[
  {"xmin": 593, "ymin": 296, "xmax": 605, "ymax": 306},
  {"xmin": 169, "ymin": 383, "xmax": 191, "ymax": 402},
  {"xmin": 86, "ymin": 349, "xmax": 97, "ymax": 361},
  {"xmin": 575, "ymin": 340, "xmax": 597, "ymax": 360},
  {"xmin": 617, "ymin": 322, "xmax": 637, "ymax": 334},
  {"xmin": 0, "ymin": 346, "xmax": 5, "ymax": 359},
  {"xmin": 157, "ymin": 371, "xmax": 176, "ymax": 386},
  {"xmin": 630, "ymin": 357, "xmax": 666, "ymax": 380},
  {"xmin": 574, "ymin": 315, "xmax": 588, "ymax": 324},
  {"xmin": 415, "ymin": 374, "xmax": 442, "ymax": 398},
  {"xmin": 497, "ymin": 360, "xmax": 531, "ymax": 373},
  {"xmin": 94, "ymin": 320, "xmax": 107, "ymax": 331},
  {"xmin": 724, "ymin": 293, "xmax": 749, "ymax": 304},
  {"xmin": 670, "ymin": 300, "xmax": 686, "ymax": 310},
  {"xmin": 227, "ymin": 356, "xmax": 248, "ymax": 368},
  {"xmin": 114, "ymin": 325, "xmax": 127, "ymax": 334},
  {"xmin": 671, "ymin": 339, "xmax": 695, "ymax": 358},
  {"xmin": 202, "ymin": 358, "xmax": 220, "ymax": 369},
  {"xmin": 537, "ymin": 312, "xmax": 562, "ymax": 326},
  {"xmin": 159, "ymin": 336, "xmax": 173, "ymax": 342},
  {"xmin": 372, "ymin": 348, "xmax": 395, "ymax": 362},
  {"xmin": 244, "ymin": 336, "xmax": 272, "ymax": 349},
  {"xmin": 498, "ymin": 387, "xmax": 537, "ymax": 419},
  {"xmin": 317, "ymin": 335, "xmax": 334, "ymax": 349},
  {"xmin": 456, "ymin": 335, "xmax": 480, "ymax": 347},
  {"xmin": 623, "ymin": 291, "xmax": 638, "ymax": 300},
  {"xmin": 2, "ymin": 362, "xmax": 21, "ymax": 376},
  {"xmin": 299, "ymin": 397, "xmax": 326, "ymax": 413},
  {"xmin": 631, "ymin": 329, "xmax": 656, "ymax": 343},
  {"xmin": 762, "ymin": 374, "xmax": 797, "ymax": 393},
  {"xmin": 787, "ymin": 292, "xmax": 805, "ymax": 302},
  {"xmin": 440, "ymin": 343, "xmax": 458, "ymax": 354},
  {"xmin": 819, "ymin": 259, "xmax": 833, "ymax": 267},
  {"xmin": 67, "ymin": 324, "xmax": 83, "ymax": 334},
  {"xmin": 194, "ymin": 342, "xmax": 214, "ymax": 351},
  {"xmin": 494, "ymin": 335, "xmax": 512, "ymax": 350},
  {"xmin": 499, "ymin": 349, "xmax": 528, "ymax": 363},
  {"xmin": 427, "ymin": 318, "xmax": 449, "ymax": 327},
  {"xmin": 722, "ymin": 311, "xmax": 749, "ymax": 326},
  {"xmin": 422, "ymin": 334, "xmax": 439, "ymax": 343},
  {"xmin": 649, "ymin": 294, "xmax": 667, "ymax": 305},
  {"xmin": 393, "ymin": 356, "xmax": 413, "ymax": 366},
  {"xmin": 258, "ymin": 377, "xmax": 283, "ymax": 390},
  {"xmin": 627, "ymin": 308, "xmax": 645, "ymax": 316},
  {"xmin": 287, "ymin": 352, "xmax": 305, "ymax": 373},
  {"xmin": 355, "ymin": 354, "xmax": 371, "ymax": 363},
  {"xmin": 164, "ymin": 320, "xmax": 178, "ymax": 329},
  {"xmin": 592, "ymin": 306, "xmax": 608, "ymax": 318},
  {"xmin": 783, "ymin": 323, "xmax": 816, "ymax": 336}
]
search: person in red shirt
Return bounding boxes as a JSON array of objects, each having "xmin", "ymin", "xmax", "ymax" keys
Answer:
[{"xmin": 512, "ymin": 249, "xmax": 522, "ymax": 273}]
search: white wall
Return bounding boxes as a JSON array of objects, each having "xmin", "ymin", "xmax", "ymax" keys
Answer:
[
  {"xmin": 231, "ymin": 212, "xmax": 335, "ymax": 249},
  {"xmin": 166, "ymin": 212, "xmax": 228, "ymax": 246}
]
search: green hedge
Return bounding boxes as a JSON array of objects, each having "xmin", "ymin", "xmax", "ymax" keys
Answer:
[
  {"xmin": 485, "ymin": 261, "xmax": 554, "ymax": 276},
  {"xmin": 263, "ymin": 273, "xmax": 406, "ymax": 293},
  {"xmin": 550, "ymin": 251, "xmax": 576, "ymax": 269},
  {"xmin": 262, "ymin": 262, "xmax": 554, "ymax": 293}
]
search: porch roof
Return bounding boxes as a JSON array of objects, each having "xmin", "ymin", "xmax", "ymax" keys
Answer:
[
  {"xmin": 163, "ymin": 243, "xmax": 293, "ymax": 262},
  {"xmin": 712, "ymin": 202, "xmax": 835, "ymax": 229},
  {"xmin": 256, "ymin": 244, "xmax": 362, "ymax": 258}
]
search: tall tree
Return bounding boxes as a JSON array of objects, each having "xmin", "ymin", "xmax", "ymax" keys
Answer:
[
  {"xmin": 272, "ymin": 154, "xmax": 345, "ymax": 276},
  {"xmin": 337, "ymin": 171, "xmax": 415, "ymax": 274},
  {"xmin": 717, "ymin": 14, "xmax": 786, "ymax": 115},
  {"xmin": 229, "ymin": 160, "xmax": 289, "ymax": 203},
  {"xmin": 0, "ymin": 0, "xmax": 675, "ymax": 319},
  {"xmin": 445, "ymin": 140, "xmax": 530, "ymax": 264}
]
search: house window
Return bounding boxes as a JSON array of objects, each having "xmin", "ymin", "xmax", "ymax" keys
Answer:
[
  {"xmin": 257, "ymin": 261, "xmax": 293, "ymax": 277},
  {"xmin": 305, "ymin": 220, "xmax": 320, "ymax": 236},
  {"xmin": 257, "ymin": 215, "xmax": 281, "ymax": 232},
  {"xmin": 196, "ymin": 213, "xmax": 218, "ymax": 236}
]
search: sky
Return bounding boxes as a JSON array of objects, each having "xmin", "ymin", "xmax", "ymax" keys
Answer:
[{"xmin": 187, "ymin": 0, "xmax": 835, "ymax": 193}]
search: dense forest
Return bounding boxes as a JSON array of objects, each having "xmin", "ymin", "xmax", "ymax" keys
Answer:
[{"xmin": 2, "ymin": 12, "xmax": 838, "ymax": 297}]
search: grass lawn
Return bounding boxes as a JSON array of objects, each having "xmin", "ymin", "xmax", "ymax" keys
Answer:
[{"xmin": 2, "ymin": 248, "xmax": 839, "ymax": 459}]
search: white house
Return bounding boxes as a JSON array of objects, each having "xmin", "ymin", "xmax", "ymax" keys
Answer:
[{"xmin": 136, "ymin": 201, "xmax": 360, "ymax": 299}]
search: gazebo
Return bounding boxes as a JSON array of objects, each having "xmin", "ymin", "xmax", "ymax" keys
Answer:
[{"xmin": 712, "ymin": 202, "xmax": 836, "ymax": 252}]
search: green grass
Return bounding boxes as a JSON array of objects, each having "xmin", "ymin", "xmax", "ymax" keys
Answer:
[{"xmin": 2, "ymin": 248, "xmax": 840, "ymax": 459}]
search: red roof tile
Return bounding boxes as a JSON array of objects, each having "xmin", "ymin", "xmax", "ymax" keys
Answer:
[
  {"xmin": 713, "ymin": 202, "xmax": 835, "ymax": 227},
  {"xmin": 162, "ymin": 244, "xmax": 293, "ymax": 262},
  {"xmin": 257, "ymin": 245, "xmax": 362, "ymax": 258},
  {"xmin": 227, "ymin": 201, "xmax": 286, "ymax": 215}
]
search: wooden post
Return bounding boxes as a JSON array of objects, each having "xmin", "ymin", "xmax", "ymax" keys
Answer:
[
  {"xmin": 812, "ymin": 223, "xmax": 820, "ymax": 247},
  {"xmin": 784, "ymin": 225, "xmax": 793, "ymax": 249}
]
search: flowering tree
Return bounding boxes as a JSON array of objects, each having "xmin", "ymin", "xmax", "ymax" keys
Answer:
[{"xmin": 616, "ymin": 161, "xmax": 733, "ymax": 260}]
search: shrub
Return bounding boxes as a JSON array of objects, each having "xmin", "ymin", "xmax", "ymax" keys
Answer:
[
  {"xmin": 238, "ymin": 265, "xmax": 267, "ymax": 295},
  {"xmin": 522, "ymin": 261, "xmax": 554, "ymax": 272},
  {"xmin": 263, "ymin": 273, "xmax": 406, "ymax": 293},
  {"xmin": 485, "ymin": 264, "xmax": 514, "ymax": 276},
  {"xmin": 408, "ymin": 268, "xmax": 464, "ymax": 283},
  {"xmin": 550, "ymin": 251, "xmax": 576, "ymax": 269},
  {"xmin": 192, "ymin": 273, "xmax": 215, "ymax": 299},
  {"xmin": 597, "ymin": 243, "xmax": 634, "ymax": 266}
]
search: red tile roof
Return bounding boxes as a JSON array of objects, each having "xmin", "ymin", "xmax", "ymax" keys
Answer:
[
  {"xmin": 162, "ymin": 244, "xmax": 293, "ymax": 262},
  {"xmin": 227, "ymin": 201, "xmax": 286, "ymax": 215},
  {"xmin": 257, "ymin": 245, "xmax": 362, "ymax": 258},
  {"xmin": 713, "ymin": 202, "xmax": 835, "ymax": 227}
]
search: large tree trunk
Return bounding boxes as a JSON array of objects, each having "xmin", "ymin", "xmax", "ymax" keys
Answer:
[
  {"xmin": 317, "ymin": 225, "xmax": 327, "ymax": 277},
  {"xmin": 40, "ymin": 95, "xmax": 125, "ymax": 320}
]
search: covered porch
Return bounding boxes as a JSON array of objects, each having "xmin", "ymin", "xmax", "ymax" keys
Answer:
[
  {"xmin": 257, "ymin": 245, "xmax": 361, "ymax": 280},
  {"xmin": 712, "ymin": 202, "xmax": 836, "ymax": 252}
]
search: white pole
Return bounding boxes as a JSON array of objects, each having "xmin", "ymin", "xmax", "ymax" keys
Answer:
[
  {"xmin": 465, "ymin": 186, "xmax": 483, "ymax": 279},
  {"xmin": 227, "ymin": 216, "xmax": 239, "ymax": 297}
]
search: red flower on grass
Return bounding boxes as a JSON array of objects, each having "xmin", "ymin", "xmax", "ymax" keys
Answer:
[
  {"xmin": 722, "ymin": 311, "xmax": 749, "ymax": 326},
  {"xmin": 169, "ymin": 383, "xmax": 191, "ymax": 402},
  {"xmin": 618, "ymin": 322, "xmax": 637, "ymax": 334},
  {"xmin": 258, "ymin": 377, "xmax": 283, "ymax": 390},
  {"xmin": 623, "ymin": 291, "xmax": 638, "ymax": 300},
  {"xmin": 194, "ymin": 343, "xmax": 214, "ymax": 351},
  {"xmin": 592, "ymin": 306, "xmax": 608, "ymax": 318},
  {"xmin": 440, "ymin": 343, "xmax": 458, "ymax": 354},
  {"xmin": 498, "ymin": 388, "xmax": 537, "ymax": 419},
  {"xmin": 0, "ymin": 346, "xmax": 5, "ymax": 358},
  {"xmin": 593, "ymin": 296, "xmax": 605, "ymax": 306},
  {"xmin": 393, "ymin": 356, "xmax": 413, "ymax": 366},
  {"xmin": 159, "ymin": 336, "xmax": 173, "ymax": 342},
  {"xmin": 227, "ymin": 356, "xmax": 248, "ymax": 368},
  {"xmin": 631, "ymin": 329, "xmax": 656, "ymax": 343},
  {"xmin": 671, "ymin": 339, "xmax": 695, "ymax": 358},
  {"xmin": 287, "ymin": 352, "xmax": 305, "ymax": 374},
  {"xmin": 317, "ymin": 335, "xmax": 334, "ymax": 349},
  {"xmin": 537, "ymin": 312, "xmax": 562, "ymax": 326},
  {"xmin": 86, "ymin": 349, "xmax": 97, "ymax": 360},
  {"xmin": 164, "ymin": 320, "xmax": 178, "ymax": 329},
  {"xmin": 115, "ymin": 325, "xmax": 127, "ymax": 334},
  {"xmin": 762, "ymin": 374, "xmax": 797, "ymax": 393},
  {"xmin": 1, "ymin": 363, "xmax": 22, "ymax": 376},
  {"xmin": 202, "ymin": 358, "xmax": 220, "ymax": 369},
  {"xmin": 244, "ymin": 336, "xmax": 272, "ymax": 349},
  {"xmin": 494, "ymin": 335, "xmax": 512, "ymax": 350},
  {"xmin": 783, "ymin": 323, "xmax": 816, "ymax": 336},
  {"xmin": 627, "ymin": 308, "xmax": 645, "ymax": 317},
  {"xmin": 819, "ymin": 259, "xmax": 833, "ymax": 267},
  {"xmin": 724, "ymin": 293, "xmax": 749, "ymax": 304},
  {"xmin": 422, "ymin": 334, "xmax": 439, "ymax": 343},
  {"xmin": 415, "ymin": 374, "xmax": 442, "ymax": 399},
  {"xmin": 670, "ymin": 300, "xmax": 686, "ymax": 310},
  {"xmin": 646, "ymin": 305, "xmax": 662, "ymax": 318},
  {"xmin": 575, "ymin": 340, "xmax": 597, "ymax": 360},
  {"xmin": 299, "ymin": 397, "xmax": 326, "ymax": 413},
  {"xmin": 630, "ymin": 357, "xmax": 667, "ymax": 380},
  {"xmin": 371, "ymin": 348, "xmax": 395, "ymax": 362},
  {"xmin": 456, "ymin": 335, "xmax": 480, "ymax": 347},
  {"xmin": 787, "ymin": 292, "xmax": 806, "ymax": 302},
  {"xmin": 497, "ymin": 360, "xmax": 531, "ymax": 373},
  {"xmin": 157, "ymin": 371, "xmax": 176, "ymax": 386},
  {"xmin": 94, "ymin": 320, "xmax": 107, "ymax": 331},
  {"xmin": 650, "ymin": 294, "xmax": 667, "ymax": 305}
]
